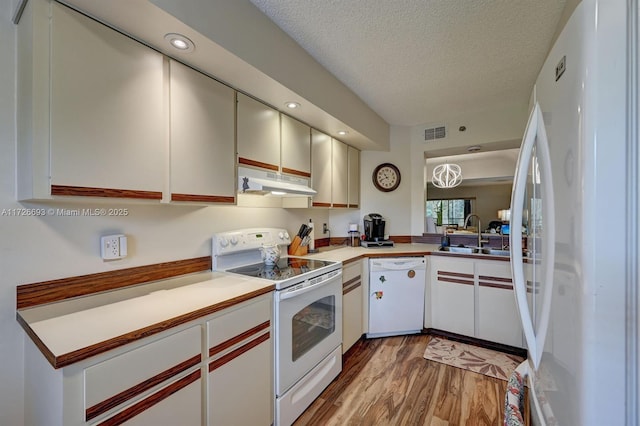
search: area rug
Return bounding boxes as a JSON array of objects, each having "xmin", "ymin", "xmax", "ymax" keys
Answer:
[{"xmin": 423, "ymin": 336, "xmax": 524, "ymax": 382}]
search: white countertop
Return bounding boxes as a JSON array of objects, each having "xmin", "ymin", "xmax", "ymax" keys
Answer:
[
  {"xmin": 19, "ymin": 243, "xmax": 507, "ymax": 369},
  {"xmin": 19, "ymin": 271, "xmax": 273, "ymax": 366}
]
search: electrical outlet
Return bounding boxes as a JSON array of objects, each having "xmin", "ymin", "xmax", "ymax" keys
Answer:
[
  {"xmin": 101, "ymin": 234, "xmax": 127, "ymax": 260},
  {"xmin": 323, "ymin": 223, "xmax": 329, "ymax": 234}
]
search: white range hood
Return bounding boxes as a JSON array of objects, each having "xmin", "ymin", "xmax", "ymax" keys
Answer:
[{"xmin": 238, "ymin": 167, "xmax": 316, "ymax": 197}]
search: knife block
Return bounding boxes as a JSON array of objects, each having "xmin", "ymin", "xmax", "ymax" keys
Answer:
[{"xmin": 288, "ymin": 236, "xmax": 308, "ymax": 256}]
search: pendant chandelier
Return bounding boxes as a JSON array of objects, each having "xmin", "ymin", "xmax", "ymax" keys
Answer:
[{"xmin": 432, "ymin": 163, "xmax": 462, "ymax": 188}]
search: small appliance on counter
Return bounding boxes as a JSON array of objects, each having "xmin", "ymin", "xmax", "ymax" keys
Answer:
[{"xmin": 361, "ymin": 213, "xmax": 394, "ymax": 248}]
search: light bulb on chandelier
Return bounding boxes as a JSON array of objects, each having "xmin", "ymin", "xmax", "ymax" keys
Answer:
[{"xmin": 432, "ymin": 163, "xmax": 462, "ymax": 188}]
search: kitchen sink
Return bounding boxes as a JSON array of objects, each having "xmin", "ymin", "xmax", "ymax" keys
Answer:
[
  {"xmin": 440, "ymin": 246, "xmax": 479, "ymax": 254},
  {"xmin": 481, "ymin": 248, "xmax": 511, "ymax": 256}
]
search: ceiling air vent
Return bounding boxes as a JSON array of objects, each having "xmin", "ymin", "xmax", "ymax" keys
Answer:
[{"xmin": 424, "ymin": 125, "xmax": 447, "ymax": 141}]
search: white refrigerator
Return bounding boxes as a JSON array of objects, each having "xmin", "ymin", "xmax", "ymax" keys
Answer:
[{"xmin": 509, "ymin": 1, "xmax": 638, "ymax": 425}]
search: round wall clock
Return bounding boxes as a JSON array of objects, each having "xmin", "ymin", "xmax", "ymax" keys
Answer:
[{"xmin": 372, "ymin": 163, "xmax": 401, "ymax": 192}]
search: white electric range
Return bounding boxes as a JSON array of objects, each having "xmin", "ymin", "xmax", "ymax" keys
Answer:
[{"xmin": 212, "ymin": 228, "xmax": 342, "ymax": 426}]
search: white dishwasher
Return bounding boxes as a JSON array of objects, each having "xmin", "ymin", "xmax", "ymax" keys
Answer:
[{"xmin": 367, "ymin": 257, "xmax": 426, "ymax": 338}]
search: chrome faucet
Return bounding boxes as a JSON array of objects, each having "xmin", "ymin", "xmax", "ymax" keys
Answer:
[{"xmin": 464, "ymin": 213, "xmax": 489, "ymax": 247}]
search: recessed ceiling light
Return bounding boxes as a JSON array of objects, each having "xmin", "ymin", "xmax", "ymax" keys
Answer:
[
  {"xmin": 337, "ymin": 130, "xmax": 348, "ymax": 136},
  {"xmin": 467, "ymin": 145, "xmax": 482, "ymax": 152},
  {"xmin": 164, "ymin": 33, "xmax": 195, "ymax": 53},
  {"xmin": 285, "ymin": 102, "xmax": 300, "ymax": 109}
]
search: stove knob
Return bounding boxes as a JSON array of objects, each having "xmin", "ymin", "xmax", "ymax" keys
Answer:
[
  {"xmin": 283, "ymin": 231, "xmax": 290, "ymax": 240},
  {"xmin": 230, "ymin": 236, "xmax": 238, "ymax": 245},
  {"xmin": 278, "ymin": 231, "xmax": 284, "ymax": 240},
  {"xmin": 219, "ymin": 237, "xmax": 229, "ymax": 248}
]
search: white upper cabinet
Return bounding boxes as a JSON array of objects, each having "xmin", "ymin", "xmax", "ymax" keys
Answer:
[
  {"xmin": 347, "ymin": 145, "xmax": 360, "ymax": 208},
  {"xmin": 311, "ymin": 129, "xmax": 333, "ymax": 207},
  {"xmin": 310, "ymin": 130, "xmax": 358, "ymax": 208},
  {"xmin": 169, "ymin": 60, "xmax": 236, "ymax": 203},
  {"xmin": 331, "ymin": 139, "xmax": 349, "ymax": 208},
  {"xmin": 280, "ymin": 115, "xmax": 311, "ymax": 178},
  {"xmin": 236, "ymin": 93, "xmax": 280, "ymax": 172},
  {"xmin": 18, "ymin": 0, "xmax": 165, "ymax": 200}
]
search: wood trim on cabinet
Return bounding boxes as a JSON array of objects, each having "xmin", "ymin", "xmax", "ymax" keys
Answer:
[
  {"xmin": 479, "ymin": 274, "xmax": 513, "ymax": 290},
  {"xmin": 312, "ymin": 202, "xmax": 332, "ymax": 208},
  {"xmin": 208, "ymin": 321, "xmax": 270, "ymax": 358},
  {"xmin": 238, "ymin": 157, "xmax": 279, "ymax": 171},
  {"xmin": 95, "ymin": 369, "xmax": 201, "ymax": 426},
  {"xmin": 17, "ymin": 257, "xmax": 212, "ymax": 309},
  {"xmin": 86, "ymin": 354, "xmax": 201, "ymax": 421},
  {"xmin": 332, "ymin": 203, "xmax": 348, "ymax": 208},
  {"xmin": 478, "ymin": 275, "xmax": 512, "ymax": 283},
  {"xmin": 171, "ymin": 193, "xmax": 235, "ymax": 203},
  {"xmin": 208, "ymin": 331, "xmax": 270, "ymax": 372},
  {"xmin": 281, "ymin": 167, "xmax": 311, "ymax": 178},
  {"xmin": 437, "ymin": 270, "xmax": 474, "ymax": 286},
  {"xmin": 342, "ymin": 276, "xmax": 362, "ymax": 295},
  {"xmin": 50, "ymin": 185, "xmax": 162, "ymax": 200},
  {"xmin": 479, "ymin": 281, "xmax": 514, "ymax": 290},
  {"xmin": 437, "ymin": 271, "xmax": 474, "ymax": 279},
  {"xmin": 348, "ymin": 204, "xmax": 359, "ymax": 209}
]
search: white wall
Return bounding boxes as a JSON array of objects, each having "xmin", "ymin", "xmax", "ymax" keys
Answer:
[
  {"xmin": 354, "ymin": 103, "xmax": 528, "ymax": 239},
  {"xmin": 410, "ymin": 103, "xmax": 528, "ymax": 234},
  {"xmin": 352, "ymin": 126, "xmax": 413, "ymax": 237},
  {"xmin": 0, "ymin": 3, "xmax": 330, "ymax": 423}
]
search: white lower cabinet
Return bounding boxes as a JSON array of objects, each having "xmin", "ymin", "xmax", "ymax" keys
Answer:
[
  {"xmin": 206, "ymin": 294, "xmax": 273, "ymax": 426},
  {"xmin": 430, "ymin": 257, "xmax": 475, "ymax": 336},
  {"xmin": 477, "ymin": 260, "xmax": 523, "ymax": 347},
  {"xmin": 429, "ymin": 256, "xmax": 523, "ymax": 348},
  {"xmin": 342, "ymin": 260, "xmax": 363, "ymax": 353},
  {"xmin": 23, "ymin": 294, "xmax": 273, "ymax": 426}
]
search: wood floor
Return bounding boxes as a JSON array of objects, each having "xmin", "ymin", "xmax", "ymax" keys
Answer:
[{"xmin": 294, "ymin": 334, "xmax": 527, "ymax": 426}]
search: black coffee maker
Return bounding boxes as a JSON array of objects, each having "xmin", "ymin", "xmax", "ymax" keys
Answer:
[{"xmin": 363, "ymin": 213, "xmax": 386, "ymax": 242}]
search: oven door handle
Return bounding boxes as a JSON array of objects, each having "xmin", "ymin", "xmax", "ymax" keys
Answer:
[{"xmin": 278, "ymin": 273, "xmax": 341, "ymax": 301}]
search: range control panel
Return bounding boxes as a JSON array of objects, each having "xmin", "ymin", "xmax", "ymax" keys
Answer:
[{"xmin": 212, "ymin": 228, "xmax": 291, "ymax": 256}]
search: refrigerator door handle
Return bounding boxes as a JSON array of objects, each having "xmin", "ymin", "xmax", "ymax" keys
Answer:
[{"xmin": 510, "ymin": 102, "xmax": 556, "ymax": 370}]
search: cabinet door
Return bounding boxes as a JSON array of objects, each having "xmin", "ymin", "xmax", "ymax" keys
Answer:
[
  {"xmin": 347, "ymin": 146, "xmax": 360, "ymax": 208},
  {"xmin": 311, "ymin": 129, "xmax": 332, "ymax": 207},
  {"xmin": 237, "ymin": 93, "xmax": 280, "ymax": 171},
  {"xmin": 207, "ymin": 295, "xmax": 273, "ymax": 426},
  {"xmin": 98, "ymin": 373, "xmax": 202, "ymax": 426},
  {"xmin": 281, "ymin": 115, "xmax": 311, "ymax": 178},
  {"xmin": 477, "ymin": 260, "xmax": 523, "ymax": 347},
  {"xmin": 342, "ymin": 261, "xmax": 363, "ymax": 353},
  {"xmin": 85, "ymin": 326, "xmax": 201, "ymax": 423},
  {"xmin": 169, "ymin": 60, "xmax": 235, "ymax": 203},
  {"xmin": 331, "ymin": 139, "xmax": 349, "ymax": 207},
  {"xmin": 49, "ymin": 2, "xmax": 164, "ymax": 199},
  {"xmin": 430, "ymin": 257, "xmax": 475, "ymax": 337}
]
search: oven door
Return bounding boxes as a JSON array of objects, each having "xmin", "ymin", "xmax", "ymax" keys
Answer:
[{"xmin": 275, "ymin": 270, "xmax": 342, "ymax": 396}]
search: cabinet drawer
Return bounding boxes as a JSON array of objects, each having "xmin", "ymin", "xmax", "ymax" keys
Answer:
[
  {"xmin": 207, "ymin": 294, "xmax": 272, "ymax": 359},
  {"xmin": 342, "ymin": 261, "xmax": 361, "ymax": 284},
  {"xmin": 84, "ymin": 325, "xmax": 201, "ymax": 421},
  {"xmin": 476, "ymin": 260, "xmax": 512, "ymax": 281},
  {"xmin": 95, "ymin": 371, "xmax": 202, "ymax": 426}
]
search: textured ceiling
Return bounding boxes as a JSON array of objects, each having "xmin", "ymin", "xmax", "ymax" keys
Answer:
[{"xmin": 249, "ymin": 0, "xmax": 567, "ymax": 126}]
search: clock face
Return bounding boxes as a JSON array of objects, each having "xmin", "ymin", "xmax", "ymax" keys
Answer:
[{"xmin": 373, "ymin": 163, "xmax": 401, "ymax": 192}]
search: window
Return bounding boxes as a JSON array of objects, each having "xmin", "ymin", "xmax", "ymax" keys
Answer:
[{"xmin": 426, "ymin": 199, "xmax": 473, "ymax": 227}]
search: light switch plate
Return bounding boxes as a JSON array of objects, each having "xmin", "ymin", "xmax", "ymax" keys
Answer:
[{"xmin": 101, "ymin": 234, "xmax": 127, "ymax": 260}]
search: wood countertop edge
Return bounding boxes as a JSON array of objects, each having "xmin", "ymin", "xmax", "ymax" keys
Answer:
[
  {"xmin": 315, "ymin": 248, "xmax": 511, "ymax": 264},
  {"xmin": 19, "ymin": 285, "xmax": 274, "ymax": 369}
]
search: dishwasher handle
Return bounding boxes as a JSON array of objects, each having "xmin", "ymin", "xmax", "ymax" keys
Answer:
[{"xmin": 370, "ymin": 258, "xmax": 425, "ymax": 271}]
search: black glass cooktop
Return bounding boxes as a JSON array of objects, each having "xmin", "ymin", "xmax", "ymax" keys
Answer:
[{"xmin": 227, "ymin": 258, "xmax": 336, "ymax": 281}]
